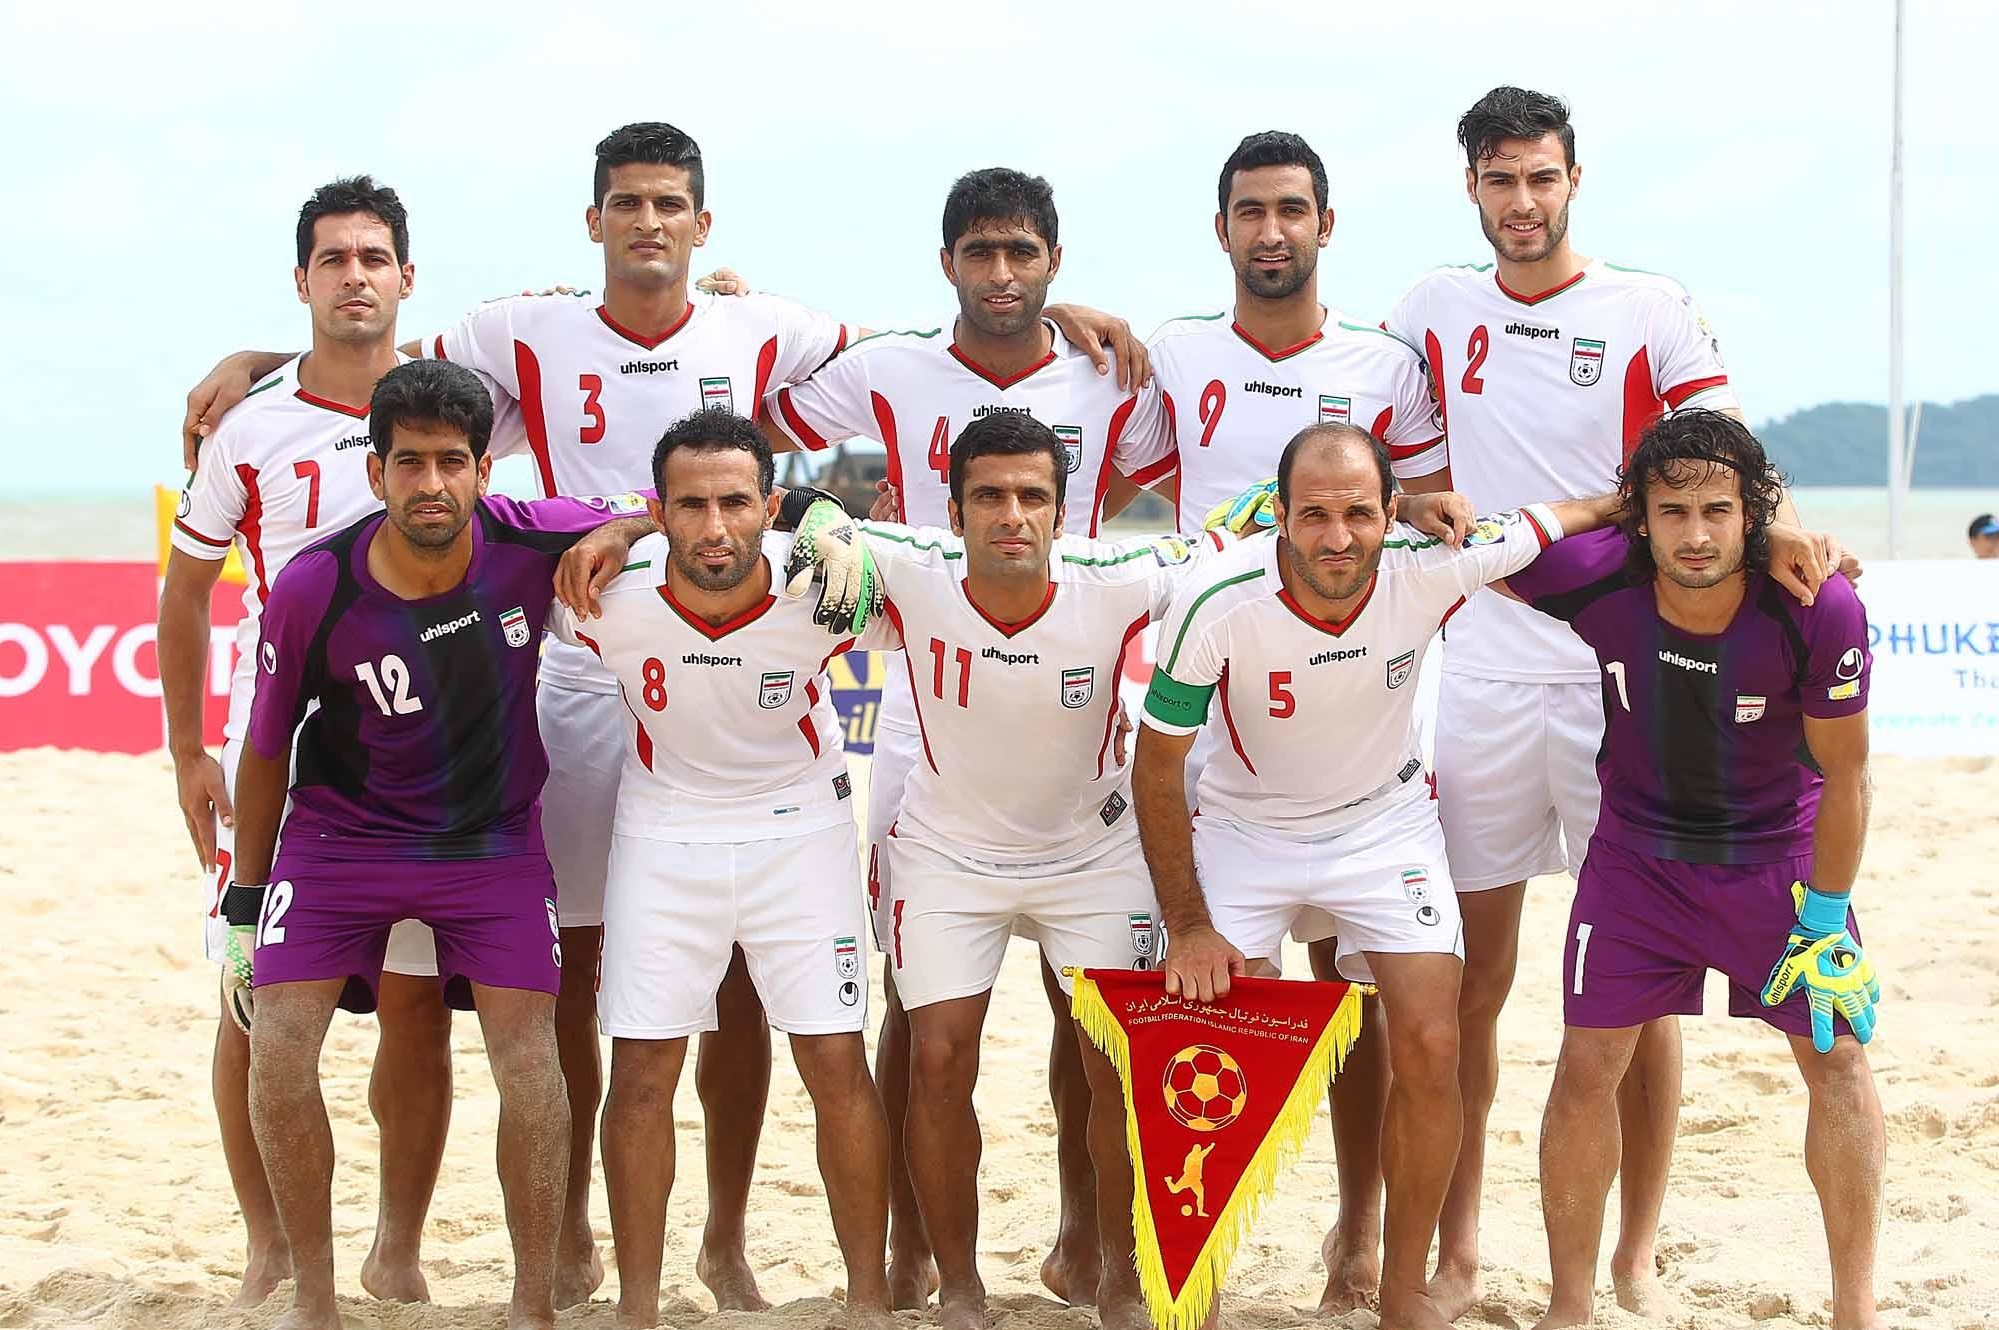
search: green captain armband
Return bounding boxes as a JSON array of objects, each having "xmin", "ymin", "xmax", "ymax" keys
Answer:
[{"xmin": 1143, "ymin": 671, "xmax": 1216, "ymax": 732}]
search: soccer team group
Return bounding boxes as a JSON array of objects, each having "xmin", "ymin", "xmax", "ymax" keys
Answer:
[{"xmin": 160, "ymin": 86, "xmax": 1889, "ymax": 1330}]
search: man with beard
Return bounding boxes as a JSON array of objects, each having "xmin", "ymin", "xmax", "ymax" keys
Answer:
[
  {"xmin": 1133, "ymin": 424, "xmax": 1624, "ymax": 1330},
  {"xmin": 1501, "ymin": 411, "xmax": 1882, "ymax": 1330},
  {"xmin": 226, "ymin": 359, "xmax": 655, "ymax": 1330},
  {"xmin": 544, "ymin": 408, "xmax": 898, "ymax": 1329}
]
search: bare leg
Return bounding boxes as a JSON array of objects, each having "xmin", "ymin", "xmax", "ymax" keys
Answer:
[
  {"xmin": 1075, "ymin": 1025, "xmax": 1149, "ymax": 1330},
  {"xmin": 789, "ymin": 1031, "xmax": 894, "ymax": 1330},
  {"xmin": 361, "ymin": 971, "xmax": 453, "ymax": 1304},
  {"xmin": 905, "ymin": 990, "xmax": 995, "ymax": 1330},
  {"xmin": 247, "ymin": 978, "xmax": 345, "ymax": 1330},
  {"xmin": 553, "ymin": 923, "xmax": 606, "ymax": 1308},
  {"xmin": 1790, "ymin": 1036, "xmax": 1885, "ymax": 1330},
  {"xmin": 1308, "ymin": 939, "xmax": 1385, "ymax": 1314},
  {"xmin": 1368, "ymin": 951, "xmax": 1466, "ymax": 1330},
  {"xmin": 1431, "ymin": 881, "xmax": 1524, "ymax": 1321},
  {"xmin": 1039, "ymin": 954, "xmax": 1100, "ymax": 1305},
  {"xmin": 876, "ymin": 965, "xmax": 936, "ymax": 1308},
  {"xmin": 1610, "ymin": 1017, "xmax": 1681, "ymax": 1315},
  {"xmin": 214, "ymin": 1006, "xmax": 291, "ymax": 1307},
  {"xmin": 695, "ymin": 947, "xmax": 773, "ymax": 1311},
  {"xmin": 473, "ymin": 983, "xmax": 570, "ymax": 1330},
  {"xmin": 600, "ymin": 1036, "xmax": 689, "ymax": 1330},
  {"xmin": 1532, "ymin": 1024, "xmax": 1643, "ymax": 1330}
]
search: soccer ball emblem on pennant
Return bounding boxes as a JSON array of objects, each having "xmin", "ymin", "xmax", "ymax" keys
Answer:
[{"xmin": 1163, "ymin": 1045, "xmax": 1247, "ymax": 1132}]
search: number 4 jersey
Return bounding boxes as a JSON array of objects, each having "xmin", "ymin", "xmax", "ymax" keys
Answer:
[{"xmin": 248, "ymin": 493, "xmax": 648, "ymax": 862}]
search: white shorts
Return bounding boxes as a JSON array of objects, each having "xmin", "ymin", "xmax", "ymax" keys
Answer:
[
  {"xmin": 537, "ymin": 681, "xmax": 624, "ymax": 928},
  {"xmin": 864, "ymin": 720, "xmax": 921, "ymax": 953},
  {"xmin": 1435, "ymin": 675, "xmax": 1604, "ymax": 892},
  {"xmin": 1196, "ymin": 784, "xmax": 1462, "ymax": 985},
  {"xmin": 884, "ymin": 827, "xmax": 1161, "ymax": 1011},
  {"xmin": 204, "ymin": 739, "xmax": 436, "ymax": 975},
  {"xmin": 599, "ymin": 822, "xmax": 871, "ymax": 1040}
]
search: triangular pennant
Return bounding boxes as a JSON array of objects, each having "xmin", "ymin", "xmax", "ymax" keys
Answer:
[{"xmin": 1069, "ymin": 968, "xmax": 1363, "ymax": 1330}]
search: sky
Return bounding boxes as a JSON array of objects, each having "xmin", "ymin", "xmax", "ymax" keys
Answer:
[{"xmin": 3, "ymin": 0, "xmax": 1993, "ymax": 494}]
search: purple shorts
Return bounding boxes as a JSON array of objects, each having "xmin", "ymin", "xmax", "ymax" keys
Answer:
[
  {"xmin": 254, "ymin": 850, "xmax": 563, "ymax": 1012},
  {"xmin": 1563, "ymin": 837, "xmax": 1860, "ymax": 1039}
]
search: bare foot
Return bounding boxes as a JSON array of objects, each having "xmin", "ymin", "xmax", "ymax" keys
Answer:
[
  {"xmin": 1424, "ymin": 1258, "xmax": 1482, "ymax": 1323},
  {"xmin": 937, "ymin": 1287, "xmax": 988, "ymax": 1330},
  {"xmin": 553, "ymin": 1244, "xmax": 606, "ymax": 1310},
  {"xmin": 845, "ymin": 1299, "xmax": 900, "ymax": 1330},
  {"xmin": 1040, "ymin": 1241, "xmax": 1102, "ymax": 1307},
  {"xmin": 228, "ymin": 1243, "xmax": 292, "ymax": 1309},
  {"xmin": 1096, "ymin": 1287, "xmax": 1153, "ymax": 1330},
  {"xmin": 270, "ymin": 1297, "xmax": 342, "ymax": 1330},
  {"xmin": 697, "ymin": 1244, "xmax": 770, "ymax": 1312},
  {"xmin": 1529, "ymin": 1302, "xmax": 1595, "ymax": 1330},
  {"xmin": 1377, "ymin": 1286, "xmax": 1454, "ymax": 1330},
  {"xmin": 506, "ymin": 1296, "xmax": 558, "ymax": 1330},
  {"xmin": 359, "ymin": 1247, "xmax": 430, "ymax": 1303},
  {"xmin": 615, "ymin": 1294, "xmax": 660, "ymax": 1329},
  {"xmin": 888, "ymin": 1246, "xmax": 938, "ymax": 1310},
  {"xmin": 1611, "ymin": 1263, "xmax": 1674, "ymax": 1319},
  {"xmin": 1316, "ymin": 1223, "xmax": 1381, "ymax": 1314}
]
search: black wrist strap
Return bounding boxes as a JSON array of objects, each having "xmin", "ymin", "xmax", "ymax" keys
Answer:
[
  {"xmin": 221, "ymin": 883, "xmax": 266, "ymax": 928},
  {"xmin": 777, "ymin": 486, "xmax": 845, "ymax": 532}
]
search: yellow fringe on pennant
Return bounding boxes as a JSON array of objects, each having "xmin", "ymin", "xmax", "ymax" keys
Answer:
[{"xmin": 1069, "ymin": 971, "xmax": 1365, "ymax": 1330}]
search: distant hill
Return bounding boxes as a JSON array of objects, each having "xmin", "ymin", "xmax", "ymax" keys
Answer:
[{"xmin": 1758, "ymin": 395, "xmax": 1997, "ymax": 487}]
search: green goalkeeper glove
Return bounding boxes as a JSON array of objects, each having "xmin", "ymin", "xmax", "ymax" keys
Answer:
[
  {"xmin": 1761, "ymin": 881, "xmax": 1879, "ymax": 1054},
  {"xmin": 780, "ymin": 491, "xmax": 881, "ymax": 636},
  {"xmin": 219, "ymin": 883, "xmax": 264, "ymax": 1032},
  {"xmin": 1204, "ymin": 478, "xmax": 1278, "ymax": 535}
]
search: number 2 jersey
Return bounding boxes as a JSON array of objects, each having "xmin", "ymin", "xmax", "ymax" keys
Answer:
[
  {"xmin": 424, "ymin": 289, "xmax": 854, "ymax": 694},
  {"xmin": 1142, "ymin": 507, "xmax": 1563, "ymax": 836},
  {"xmin": 248, "ymin": 493, "xmax": 648, "ymax": 862},
  {"xmin": 1386, "ymin": 259, "xmax": 1737, "ymax": 683},
  {"xmin": 546, "ymin": 531, "xmax": 896, "ymax": 845},
  {"xmin": 860, "ymin": 524, "xmax": 1228, "ymax": 862},
  {"xmin": 1503, "ymin": 527, "xmax": 1872, "ymax": 865}
]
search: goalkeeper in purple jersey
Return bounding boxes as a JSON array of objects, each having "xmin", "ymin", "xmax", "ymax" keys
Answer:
[{"xmin": 1498, "ymin": 409, "xmax": 1884, "ymax": 1330}]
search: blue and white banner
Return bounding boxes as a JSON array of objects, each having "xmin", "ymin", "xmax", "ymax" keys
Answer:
[{"xmin": 1856, "ymin": 560, "xmax": 1999, "ymax": 755}]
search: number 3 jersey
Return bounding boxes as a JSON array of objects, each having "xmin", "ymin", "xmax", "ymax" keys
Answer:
[
  {"xmin": 546, "ymin": 531, "xmax": 896, "ymax": 845},
  {"xmin": 248, "ymin": 493, "xmax": 646, "ymax": 862},
  {"xmin": 859, "ymin": 524, "xmax": 1228, "ymax": 863},
  {"xmin": 1141, "ymin": 506, "xmax": 1563, "ymax": 837}
]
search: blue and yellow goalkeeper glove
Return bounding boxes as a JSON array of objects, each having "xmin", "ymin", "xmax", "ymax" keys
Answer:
[
  {"xmin": 780, "ymin": 490, "xmax": 882, "ymax": 637},
  {"xmin": 1203, "ymin": 478, "xmax": 1278, "ymax": 535},
  {"xmin": 1761, "ymin": 881, "xmax": 1879, "ymax": 1054}
]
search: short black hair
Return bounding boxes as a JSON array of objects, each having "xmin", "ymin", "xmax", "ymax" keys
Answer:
[
  {"xmin": 942, "ymin": 167, "xmax": 1058, "ymax": 252},
  {"xmin": 1458, "ymin": 86, "xmax": 1577, "ymax": 172},
  {"xmin": 650, "ymin": 407, "xmax": 774, "ymax": 497},
  {"xmin": 594, "ymin": 121, "xmax": 705, "ymax": 210},
  {"xmin": 1618, "ymin": 409, "xmax": 1784, "ymax": 580},
  {"xmin": 296, "ymin": 175, "xmax": 409, "ymax": 270},
  {"xmin": 1970, "ymin": 513, "xmax": 1998, "ymax": 539},
  {"xmin": 1217, "ymin": 130, "xmax": 1329, "ymax": 215},
  {"xmin": 369, "ymin": 360, "xmax": 494, "ymax": 460},
  {"xmin": 948, "ymin": 412, "xmax": 1068, "ymax": 513},
  {"xmin": 1276, "ymin": 423, "xmax": 1393, "ymax": 510}
]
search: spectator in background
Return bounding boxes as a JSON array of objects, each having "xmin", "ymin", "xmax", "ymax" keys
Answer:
[{"xmin": 1969, "ymin": 514, "xmax": 1999, "ymax": 559}]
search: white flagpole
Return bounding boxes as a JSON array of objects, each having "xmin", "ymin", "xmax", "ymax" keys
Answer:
[{"xmin": 1887, "ymin": 0, "xmax": 1907, "ymax": 557}]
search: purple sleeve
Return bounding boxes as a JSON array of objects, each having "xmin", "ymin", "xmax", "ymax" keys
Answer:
[
  {"xmin": 246, "ymin": 551, "xmax": 336, "ymax": 761},
  {"xmin": 1798, "ymin": 574, "xmax": 1871, "ymax": 718},
  {"xmin": 1504, "ymin": 526, "xmax": 1626, "ymax": 619},
  {"xmin": 484, "ymin": 490, "xmax": 655, "ymax": 537}
]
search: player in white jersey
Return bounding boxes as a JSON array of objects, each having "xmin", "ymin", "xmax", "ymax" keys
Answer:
[
  {"xmin": 1381, "ymin": 88, "xmax": 1751, "ymax": 1319},
  {"xmin": 1134, "ymin": 425, "xmax": 1622, "ymax": 1330},
  {"xmin": 810, "ymin": 411, "xmax": 1224, "ymax": 1330},
  {"xmin": 158, "ymin": 179, "xmax": 450, "ymax": 1309},
  {"xmin": 763, "ymin": 168, "xmax": 1171, "ymax": 1306},
  {"xmin": 542, "ymin": 410, "xmax": 896, "ymax": 1330}
]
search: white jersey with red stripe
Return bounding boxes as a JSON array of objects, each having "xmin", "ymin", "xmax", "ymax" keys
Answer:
[
  {"xmin": 171, "ymin": 353, "xmax": 406, "ymax": 742},
  {"xmin": 546, "ymin": 532, "xmax": 894, "ymax": 843},
  {"xmin": 1386, "ymin": 258, "xmax": 1736, "ymax": 682},
  {"xmin": 1145, "ymin": 308, "xmax": 1447, "ymax": 528},
  {"xmin": 428, "ymin": 289, "xmax": 854, "ymax": 693},
  {"xmin": 1140, "ymin": 506, "xmax": 1563, "ymax": 837},
  {"xmin": 862, "ymin": 523, "xmax": 1226, "ymax": 863},
  {"xmin": 765, "ymin": 321, "xmax": 1173, "ymax": 536}
]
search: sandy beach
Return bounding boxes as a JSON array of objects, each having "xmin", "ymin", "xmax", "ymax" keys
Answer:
[{"xmin": 1, "ymin": 748, "xmax": 1994, "ymax": 1330}]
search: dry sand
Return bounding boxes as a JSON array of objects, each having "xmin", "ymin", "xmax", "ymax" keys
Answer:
[{"xmin": 1, "ymin": 749, "xmax": 1995, "ymax": 1330}]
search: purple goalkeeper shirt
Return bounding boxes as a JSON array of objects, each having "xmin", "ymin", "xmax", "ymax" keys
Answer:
[{"xmin": 1505, "ymin": 527, "xmax": 1872, "ymax": 865}]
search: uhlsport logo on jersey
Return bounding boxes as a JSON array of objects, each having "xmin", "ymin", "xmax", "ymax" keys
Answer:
[
  {"xmin": 1318, "ymin": 395, "xmax": 1351, "ymax": 426},
  {"xmin": 176, "ymin": 488, "xmax": 192, "ymax": 518},
  {"xmin": 500, "ymin": 606, "xmax": 531, "ymax": 648},
  {"xmin": 1129, "ymin": 911, "xmax": 1156, "ymax": 969},
  {"xmin": 1385, "ymin": 649, "xmax": 1416, "ymax": 690},
  {"xmin": 1569, "ymin": 338, "xmax": 1606, "ymax": 386},
  {"xmin": 1061, "ymin": 666, "xmax": 1094, "ymax": 708},
  {"xmin": 1735, "ymin": 694, "xmax": 1767, "ymax": 723},
  {"xmin": 700, "ymin": 376, "xmax": 735, "ymax": 411},
  {"xmin": 759, "ymin": 670, "xmax": 795, "ymax": 709},
  {"xmin": 1053, "ymin": 425, "xmax": 1084, "ymax": 473},
  {"xmin": 261, "ymin": 641, "xmax": 277, "ymax": 674}
]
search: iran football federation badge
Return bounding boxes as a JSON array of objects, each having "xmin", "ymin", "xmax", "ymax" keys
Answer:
[
  {"xmin": 1385, "ymin": 649, "xmax": 1415, "ymax": 690},
  {"xmin": 700, "ymin": 376, "xmax": 735, "ymax": 411},
  {"xmin": 1318, "ymin": 395, "xmax": 1352, "ymax": 426},
  {"xmin": 1061, "ymin": 666, "xmax": 1094, "ymax": 709},
  {"xmin": 1053, "ymin": 424, "xmax": 1084, "ymax": 473},
  {"xmin": 759, "ymin": 670, "xmax": 795, "ymax": 709},
  {"xmin": 501, "ymin": 606, "xmax": 531, "ymax": 648},
  {"xmin": 1735, "ymin": 694, "xmax": 1767, "ymax": 723},
  {"xmin": 1569, "ymin": 337, "xmax": 1605, "ymax": 386}
]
